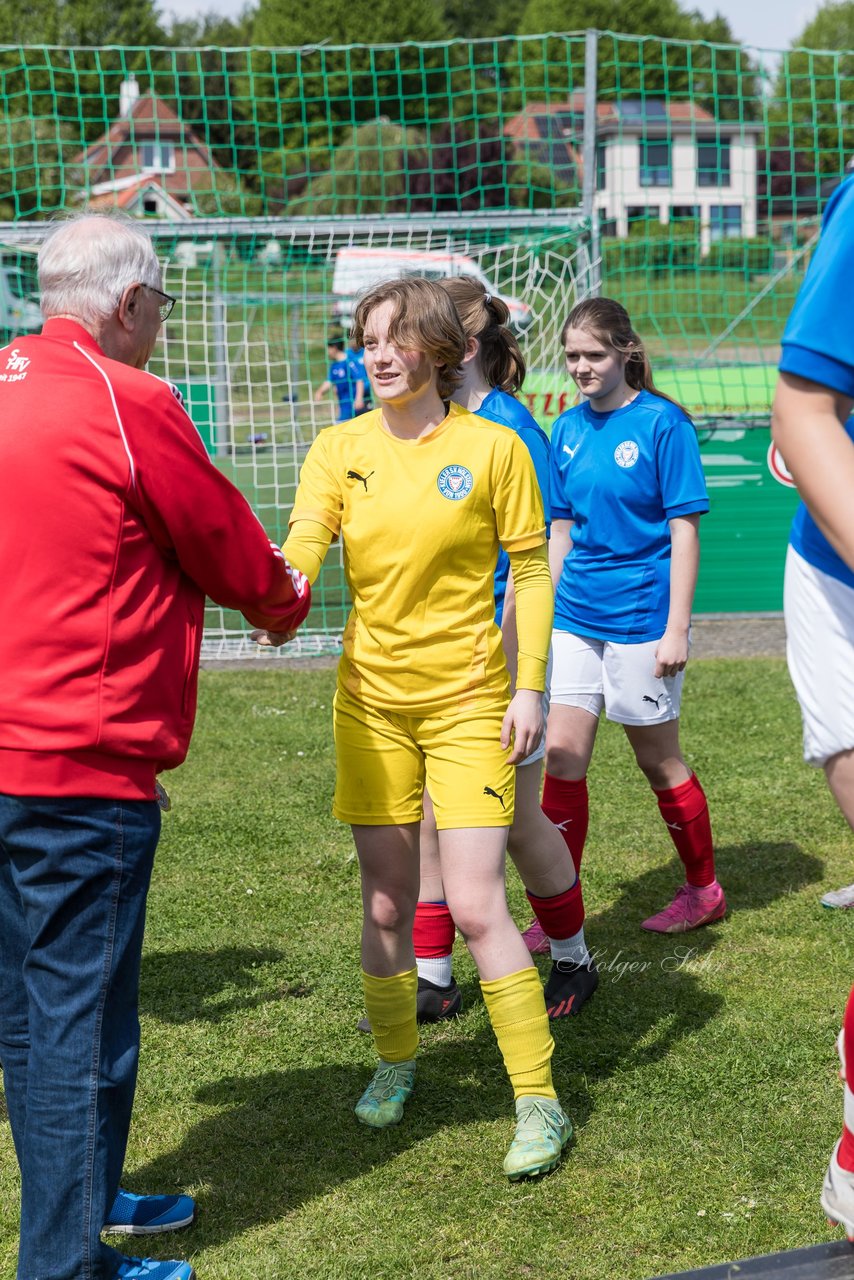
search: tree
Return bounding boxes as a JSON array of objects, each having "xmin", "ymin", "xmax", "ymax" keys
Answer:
[
  {"xmin": 0, "ymin": 0, "xmax": 165, "ymax": 46},
  {"xmin": 253, "ymin": 0, "xmax": 445, "ymax": 46},
  {"xmin": 515, "ymin": 0, "xmax": 756, "ymax": 121},
  {"xmin": 0, "ymin": 113, "xmax": 81, "ymax": 218},
  {"xmin": 770, "ymin": 2, "xmax": 854, "ymax": 179},
  {"xmin": 283, "ymin": 119, "xmax": 425, "ymax": 215},
  {"xmin": 440, "ymin": 0, "xmax": 526, "ymax": 40}
]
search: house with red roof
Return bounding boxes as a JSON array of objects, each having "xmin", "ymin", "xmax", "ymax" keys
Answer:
[{"xmin": 74, "ymin": 76, "xmax": 223, "ymax": 219}]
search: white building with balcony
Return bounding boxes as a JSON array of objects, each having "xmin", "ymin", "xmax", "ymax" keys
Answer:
[{"xmin": 506, "ymin": 96, "xmax": 763, "ymax": 250}]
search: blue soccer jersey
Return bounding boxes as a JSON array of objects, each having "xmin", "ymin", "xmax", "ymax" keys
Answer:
[
  {"xmin": 477, "ymin": 387, "xmax": 551, "ymax": 625},
  {"xmin": 329, "ymin": 357, "xmax": 356, "ymax": 420},
  {"xmin": 550, "ymin": 390, "xmax": 709, "ymax": 642},
  {"xmin": 779, "ymin": 173, "xmax": 854, "ymax": 590}
]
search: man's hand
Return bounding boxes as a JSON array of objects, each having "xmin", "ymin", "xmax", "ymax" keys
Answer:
[{"xmin": 250, "ymin": 629, "xmax": 298, "ymax": 648}]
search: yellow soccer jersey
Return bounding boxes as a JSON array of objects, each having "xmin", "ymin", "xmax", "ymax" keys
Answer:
[{"xmin": 289, "ymin": 402, "xmax": 546, "ymax": 713}]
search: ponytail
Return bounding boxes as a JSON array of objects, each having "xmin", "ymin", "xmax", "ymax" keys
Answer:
[{"xmin": 440, "ymin": 276, "xmax": 526, "ymax": 393}]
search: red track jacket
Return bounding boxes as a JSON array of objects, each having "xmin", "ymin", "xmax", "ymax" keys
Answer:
[{"xmin": 0, "ymin": 318, "xmax": 310, "ymax": 799}]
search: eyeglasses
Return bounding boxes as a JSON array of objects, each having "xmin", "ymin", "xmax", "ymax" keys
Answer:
[{"xmin": 144, "ymin": 284, "xmax": 177, "ymax": 322}]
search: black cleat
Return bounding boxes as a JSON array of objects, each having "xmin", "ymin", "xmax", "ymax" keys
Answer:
[
  {"xmin": 356, "ymin": 975, "xmax": 462, "ymax": 1034},
  {"xmin": 416, "ymin": 975, "xmax": 462, "ymax": 1022},
  {"xmin": 544, "ymin": 957, "xmax": 598, "ymax": 1019}
]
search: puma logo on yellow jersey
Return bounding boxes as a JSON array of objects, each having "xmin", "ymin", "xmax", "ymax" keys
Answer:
[{"xmin": 346, "ymin": 469, "xmax": 374, "ymax": 491}]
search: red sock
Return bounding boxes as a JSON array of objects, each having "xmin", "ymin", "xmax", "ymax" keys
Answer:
[
  {"xmin": 838, "ymin": 986, "xmax": 854, "ymax": 1171},
  {"xmin": 526, "ymin": 881, "xmax": 585, "ymax": 940},
  {"xmin": 654, "ymin": 773, "xmax": 716, "ymax": 888},
  {"xmin": 413, "ymin": 900, "xmax": 455, "ymax": 958},
  {"xmin": 542, "ymin": 773, "xmax": 589, "ymax": 874}
]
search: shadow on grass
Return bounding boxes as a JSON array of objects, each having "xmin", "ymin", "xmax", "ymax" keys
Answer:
[
  {"xmin": 125, "ymin": 842, "xmax": 821, "ymax": 1247},
  {"xmin": 549, "ymin": 840, "xmax": 822, "ymax": 1096},
  {"xmin": 124, "ymin": 1039, "xmax": 528, "ymax": 1250},
  {"xmin": 141, "ymin": 947, "xmax": 308, "ymax": 1024}
]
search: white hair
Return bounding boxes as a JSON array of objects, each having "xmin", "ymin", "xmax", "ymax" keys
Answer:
[{"xmin": 38, "ymin": 213, "xmax": 163, "ymax": 327}]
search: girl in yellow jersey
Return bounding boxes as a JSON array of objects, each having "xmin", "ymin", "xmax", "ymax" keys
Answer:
[{"xmin": 256, "ymin": 277, "xmax": 570, "ymax": 1179}]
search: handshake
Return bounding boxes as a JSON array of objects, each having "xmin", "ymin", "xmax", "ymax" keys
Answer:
[{"xmin": 250, "ymin": 629, "xmax": 298, "ymax": 648}]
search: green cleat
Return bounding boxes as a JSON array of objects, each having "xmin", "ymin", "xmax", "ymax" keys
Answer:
[
  {"xmin": 354, "ymin": 1059, "xmax": 416, "ymax": 1128},
  {"xmin": 503, "ymin": 1096, "xmax": 572, "ymax": 1181}
]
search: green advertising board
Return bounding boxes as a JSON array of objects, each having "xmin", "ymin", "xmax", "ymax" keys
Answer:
[
  {"xmin": 173, "ymin": 379, "xmax": 217, "ymax": 458},
  {"xmin": 693, "ymin": 424, "xmax": 799, "ymax": 613}
]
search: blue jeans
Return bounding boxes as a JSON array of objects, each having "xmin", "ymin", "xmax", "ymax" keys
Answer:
[{"xmin": 0, "ymin": 794, "xmax": 160, "ymax": 1280}]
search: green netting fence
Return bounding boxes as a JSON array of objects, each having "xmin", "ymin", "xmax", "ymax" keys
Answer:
[{"xmin": 0, "ymin": 28, "xmax": 845, "ymax": 650}]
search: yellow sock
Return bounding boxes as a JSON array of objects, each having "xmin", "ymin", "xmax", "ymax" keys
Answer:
[
  {"xmin": 362, "ymin": 967, "xmax": 419, "ymax": 1063},
  {"xmin": 480, "ymin": 966, "xmax": 556, "ymax": 1100}
]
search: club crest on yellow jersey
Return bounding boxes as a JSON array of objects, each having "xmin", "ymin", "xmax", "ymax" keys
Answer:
[{"xmin": 437, "ymin": 464, "xmax": 474, "ymax": 501}]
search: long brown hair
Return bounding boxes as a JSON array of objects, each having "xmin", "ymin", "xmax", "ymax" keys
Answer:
[
  {"xmin": 440, "ymin": 276, "xmax": 526, "ymax": 393},
  {"xmin": 351, "ymin": 276, "xmax": 466, "ymax": 400},
  {"xmin": 561, "ymin": 296, "xmax": 688, "ymax": 415}
]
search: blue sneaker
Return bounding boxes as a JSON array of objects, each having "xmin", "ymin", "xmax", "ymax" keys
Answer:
[
  {"xmin": 104, "ymin": 1189, "xmax": 196, "ymax": 1235},
  {"xmin": 114, "ymin": 1259, "xmax": 195, "ymax": 1280}
]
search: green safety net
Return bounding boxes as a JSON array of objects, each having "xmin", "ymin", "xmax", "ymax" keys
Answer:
[{"xmin": 0, "ymin": 29, "xmax": 844, "ymax": 641}]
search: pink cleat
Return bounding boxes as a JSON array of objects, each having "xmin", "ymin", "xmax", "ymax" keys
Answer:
[
  {"xmin": 641, "ymin": 881, "xmax": 726, "ymax": 934},
  {"xmin": 521, "ymin": 919, "xmax": 550, "ymax": 955}
]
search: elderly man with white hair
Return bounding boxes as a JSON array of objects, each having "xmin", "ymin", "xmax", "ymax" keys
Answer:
[{"xmin": 0, "ymin": 214, "xmax": 310, "ymax": 1280}]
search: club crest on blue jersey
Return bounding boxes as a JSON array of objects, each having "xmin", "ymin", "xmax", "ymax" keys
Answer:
[
  {"xmin": 437, "ymin": 464, "xmax": 474, "ymax": 501},
  {"xmin": 614, "ymin": 440, "xmax": 639, "ymax": 468}
]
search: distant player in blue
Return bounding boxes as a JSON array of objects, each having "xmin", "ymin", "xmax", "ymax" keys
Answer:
[
  {"xmin": 314, "ymin": 335, "xmax": 368, "ymax": 421},
  {"xmin": 544, "ymin": 297, "xmax": 726, "ymax": 935},
  {"xmin": 409, "ymin": 276, "xmax": 597, "ymax": 1025},
  {"xmin": 347, "ymin": 339, "xmax": 372, "ymax": 414},
  {"xmin": 772, "ymin": 172, "xmax": 854, "ymax": 1239}
]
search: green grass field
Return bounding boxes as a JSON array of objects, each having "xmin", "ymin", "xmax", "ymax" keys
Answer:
[{"xmin": 2, "ymin": 659, "xmax": 852, "ymax": 1279}]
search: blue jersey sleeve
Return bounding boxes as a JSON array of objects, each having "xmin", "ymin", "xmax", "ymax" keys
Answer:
[
  {"xmin": 475, "ymin": 388, "xmax": 551, "ymax": 624},
  {"xmin": 780, "ymin": 175, "xmax": 854, "ymax": 396},
  {"xmin": 515, "ymin": 423, "xmax": 551, "ymax": 529},
  {"xmin": 655, "ymin": 407, "xmax": 709, "ymax": 518}
]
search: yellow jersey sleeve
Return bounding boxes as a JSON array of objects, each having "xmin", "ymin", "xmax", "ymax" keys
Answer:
[
  {"xmin": 289, "ymin": 432, "xmax": 343, "ymax": 536},
  {"xmin": 491, "ymin": 429, "xmax": 547, "ymax": 552},
  {"xmin": 508, "ymin": 544, "xmax": 553, "ymax": 692},
  {"xmin": 281, "ymin": 520, "xmax": 334, "ymax": 585}
]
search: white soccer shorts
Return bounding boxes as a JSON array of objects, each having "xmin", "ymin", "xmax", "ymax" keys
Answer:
[
  {"xmin": 785, "ymin": 545, "xmax": 854, "ymax": 766},
  {"xmin": 549, "ymin": 628, "xmax": 685, "ymax": 726}
]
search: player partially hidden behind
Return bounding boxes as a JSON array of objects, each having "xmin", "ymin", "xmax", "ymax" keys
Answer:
[
  {"xmin": 409, "ymin": 276, "xmax": 597, "ymax": 1025},
  {"xmin": 314, "ymin": 333, "xmax": 370, "ymax": 421},
  {"xmin": 255, "ymin": 276, "xmax": 572, "ymax": 1179},
  {"xmin": 545, "ymin": 298, "xmax": 725, "ymax": 933},
  {"xmin": 772, "ymin": 171, "xmax": 854, "ymax": 1239}
]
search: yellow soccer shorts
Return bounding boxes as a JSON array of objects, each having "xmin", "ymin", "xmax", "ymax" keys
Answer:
[{"xmin": 332, "ymin": 684, "xmax": 515, "ymax": 828}]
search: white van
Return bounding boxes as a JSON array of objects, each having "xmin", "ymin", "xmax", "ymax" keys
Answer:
[{"xmin": 330, "ymin": 247, "xmax": 533, "ymax": 332}]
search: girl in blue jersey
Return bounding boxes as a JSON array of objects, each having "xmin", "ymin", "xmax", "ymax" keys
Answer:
[
  {"xmin": 544, "ymin": 297, "xmax": 726, "ymax": 933},
  {"xmin": 410, "ymin": 277, "xmax": 598, "ymax": 1022}
]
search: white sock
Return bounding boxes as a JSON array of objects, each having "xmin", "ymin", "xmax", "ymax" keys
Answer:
[
  {"xmin": 416, "ymin": 955, "xmax": 453, "ymax": 987},
  {"xmin": 549, "ymin": 927, "xmax": 590, "ymax": 967}
]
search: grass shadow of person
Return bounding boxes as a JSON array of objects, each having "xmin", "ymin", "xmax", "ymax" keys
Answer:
[
  {"xmin": 121, "ymin": 1036, "xmax": 532, "ymax": 1252},
  {"xmin": 140, "ymin": 947, "xmax": 306, "ymax": 1024},
  {"xmin": 547, "ymin": 840, "xmax": 822, "ymax": 1093}
]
